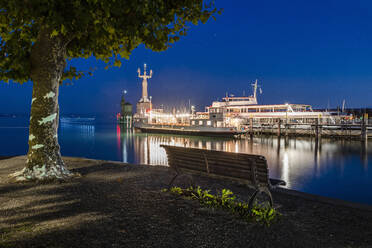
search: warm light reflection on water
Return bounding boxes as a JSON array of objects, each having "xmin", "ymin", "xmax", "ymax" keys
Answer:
[
  {"xmin": 2, "ymin": 117, "xmax": 370, "ymax": 205},
  {"xmin": 113, "ymin": 125, "xmax": 371, "ymax": 205}
]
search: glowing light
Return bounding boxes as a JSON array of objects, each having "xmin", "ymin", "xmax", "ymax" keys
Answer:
[{"xmin": 282, "ymin": 151, "xmax": 290, "ymax": 187}]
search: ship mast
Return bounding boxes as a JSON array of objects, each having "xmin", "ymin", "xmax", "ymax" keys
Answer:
[
  {"xmin": 342, "ymin": 99, "xmax": 346, "ymax": 112},
  {"xmin": 252, "ymin": 79, "xmax": 258, "ymax": 102}
]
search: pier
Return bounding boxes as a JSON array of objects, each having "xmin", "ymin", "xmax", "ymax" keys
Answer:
[{"xmin": 242, "ymin": 121, "xmax": 372, "ymax": 139}]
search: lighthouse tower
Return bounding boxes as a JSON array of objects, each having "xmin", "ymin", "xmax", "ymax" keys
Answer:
[{"xmin": 136, "ymin": 64, "xmax": 153, "ymax": 115}]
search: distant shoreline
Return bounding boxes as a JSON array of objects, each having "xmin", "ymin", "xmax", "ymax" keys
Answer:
[{"xmin": 0, "ymin": 156, "xmax": 17, "ymax": 160}]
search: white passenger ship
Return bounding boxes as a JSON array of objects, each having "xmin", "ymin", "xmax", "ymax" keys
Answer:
[
  {"xmin": 133, "ymin": 65, "xmax": 337, "ymax": 137},
  {"xmin": 205, "ymin": 80, "xmax": 334, "ymax": 128}
]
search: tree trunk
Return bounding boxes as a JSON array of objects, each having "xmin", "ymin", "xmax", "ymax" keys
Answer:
[{"xmin": 10, "ymin": 28, "xmax": 72, "ymax": 181}]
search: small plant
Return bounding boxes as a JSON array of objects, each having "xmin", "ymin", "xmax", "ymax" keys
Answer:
[
  {"xmin": 164, "ymin": 186, "xmax": 280, "ymax": 226},
  {"xmin": 170, "ymin": 186, "xmax": 183, "ymax": 195},
  {"xmin": 249, "ymin": 204, "xmax": 278, "ymax": 226},
  {"xmin": 219, "ymin": 189, "xmax": 235, "ymax": 208}
]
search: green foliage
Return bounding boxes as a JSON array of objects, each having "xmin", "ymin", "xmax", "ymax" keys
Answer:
[
  {"xmin": 169, "ymin": 186, "xmax": 183, "ymax": 195},
  {"xmin": 251, "ymin": 205, "xmax": 278, "ymax": 226},
  {"xmin": 0, "ymin": 0, "xmax": 220, "ymax": 83},
  {"xmin": 166, "ymin": 186, "xmax": 281, "ymax": 226}
]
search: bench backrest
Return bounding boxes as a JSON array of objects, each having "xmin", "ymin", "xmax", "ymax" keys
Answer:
[{"xmin": 161, "ymin": 145, "xmax": 270, "ymax": 189}]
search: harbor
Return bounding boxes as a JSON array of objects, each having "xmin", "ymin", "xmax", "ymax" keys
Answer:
[{"xmin": 119, "ymin": 64, "xmax": 371, "ymax": 140}]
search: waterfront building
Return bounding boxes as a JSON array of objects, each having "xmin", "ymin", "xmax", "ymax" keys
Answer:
[{"xmin": 118, "ymin": 92, "xmax": 133, "ymax": 127}]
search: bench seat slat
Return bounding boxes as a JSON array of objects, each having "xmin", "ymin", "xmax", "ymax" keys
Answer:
[
  {"xmin": 168, "ymin": 158, "xmax": 206, "ymax": 170},
  {"xmin": 168, "ymin": 157, "xmax": 268, "ymax": 175},
  {"xmin": 169, "ymin": 158, "xmax": 269, "ymax": 185},
  {"xmin": 177, "ymin": 166, "xmax": 256, "ymax": 184},
  {"xmin": 207, "ymin": 159, "xmax": 268, "ymax": 173},
  {"xmin": 167, "ymin": 149, "xmax": 269, "ymax": 175},
  {"xmin": 167, "ymin": 146, "xmax": 265, "ymax": 159},
  {"xmin": 179, "ymin": 168, "xmax": 258, "ymax": 187},
  {"xmin": 168, "ymin": 154, "xmax": 260, "ymax": 172},
  {"xmin": 168, "ymin": 152, "xmax": 268, "ymax": 171},
  {"xmin": 168, "ymin": 149, "xmax": 266, "ymax": 163},
  {"xmin": 165, "ymin": 146, "xmax": 265, "ymax": 159},
  {"xmin": 169, "ymin": 160, "xmax": 207, "ymax": 173},
  {"xmin": 169, "ymin": 157, "xmax": 253, "ymax": 175}
]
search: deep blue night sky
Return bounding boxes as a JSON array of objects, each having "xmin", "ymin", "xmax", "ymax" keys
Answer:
[{"xmin": 1, "ymin": 0, "xmax": 372, "ymax": 115}]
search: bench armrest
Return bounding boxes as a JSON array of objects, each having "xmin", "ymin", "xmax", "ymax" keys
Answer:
[{"xmin": 269, "ymin": 178, "xmax": 286, "ymax": 187}]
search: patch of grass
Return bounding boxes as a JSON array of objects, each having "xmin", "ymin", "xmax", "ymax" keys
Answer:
[
  {"xmin": 165, "ymin": 186, "xmax": 280, "ymax": 226},
  {"xmin": 0, "ymin": 223, "xmax": 35, "ymax": 246}
]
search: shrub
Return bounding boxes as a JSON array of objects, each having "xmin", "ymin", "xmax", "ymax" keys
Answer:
[{"xmin": 164, "ymin": 186, "xmax": 280, "ymax": 226}]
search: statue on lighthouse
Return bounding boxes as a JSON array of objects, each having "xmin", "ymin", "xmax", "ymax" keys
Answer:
[
  {"xmin": 138, "ymin": 63, "xmax": 152, "ymax": 102},
  {"xmin": 136, "ymin": 64, "xmax": 153, "ymax": 115}
]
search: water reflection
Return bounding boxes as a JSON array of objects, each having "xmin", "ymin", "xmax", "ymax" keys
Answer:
[
  {"xmin": 60, "ymin": 122, "xmax": 95, "ymax": 140},
  {"xmin": 116, "ymin": 125, "xmax": 372, "ymax": 204},
  {"xmin": 59, "ymin": 122, "xmax": 95, "ymax": 158},
  {"xmin": 1, "ymin": 116, "xmax": 371, "ymax": 204}
]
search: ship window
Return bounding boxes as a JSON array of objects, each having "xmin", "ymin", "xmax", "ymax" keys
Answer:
[
  {"xmin": 191, "ymin": 121, "xmax": 195, "ymax": 125},
  {"xmin": 207, "ymin": 121, "xmax": 211, "ymax": 126},
  {"xmin": 199, "ymin": 120, "xmax": 203, "ymax": 125}
]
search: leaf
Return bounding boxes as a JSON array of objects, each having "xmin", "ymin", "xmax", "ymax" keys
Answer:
[
  {"xmin": 107, "ymin": 26, "xmax": 115, "ymax": 34},
  {"xmin": 50, "ymin": 29, "xmax": 59, "ymax": 38},
  {"xmin": 61, "ymin": 24, "xmax": 66, "ymax": 35},
  {"xmin": 0, "ymin": 0, "xmax": 219, "ymax": 84},
  {"xmin": 113, "ymin": 60, "xmax": 121, "ymax": 67}
]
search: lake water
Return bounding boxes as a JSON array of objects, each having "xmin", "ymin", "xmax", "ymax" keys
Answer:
[{"xmin": 1, "ymin": 116, "xmax": 371, "ymax": 205}]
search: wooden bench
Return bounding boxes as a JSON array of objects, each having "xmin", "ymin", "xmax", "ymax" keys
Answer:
[{"xmin": 161, "ymin": 145, "xmax": 286, "ymax": 209}]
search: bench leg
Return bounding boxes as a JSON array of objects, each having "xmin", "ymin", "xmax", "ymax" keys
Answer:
[
  {"xmin": 263, "ymin": 188, "xmax": 274, "ymax": 208},
  {"xmin": 188, "ymin": 174, "xmax": 196, "ymax": 188},
  {"xmin": 168, "ymin": 172, "xmax": 179, "ymax": 189},
  {"xmin": 248, "ymin": 188, "xmax": 273, "ymax": 210},
  {"xmin": 248, "ymin": 189, "xmax": 259, "ymax": 210}
]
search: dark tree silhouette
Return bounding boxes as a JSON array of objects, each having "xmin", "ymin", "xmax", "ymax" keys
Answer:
[{"xmin": 0, "ymin": 0, "xmax": 218, "ymax": 181}]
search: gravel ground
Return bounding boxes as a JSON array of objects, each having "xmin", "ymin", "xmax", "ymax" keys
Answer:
[{"xmin": 1, "ymin": 156, "xmax": 372, "ymax": 248}]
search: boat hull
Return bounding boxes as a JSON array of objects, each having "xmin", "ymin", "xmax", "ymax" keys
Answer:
[{"xmin": 134, "ymin": 124, "xmax": 241, "ymax": 138}]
